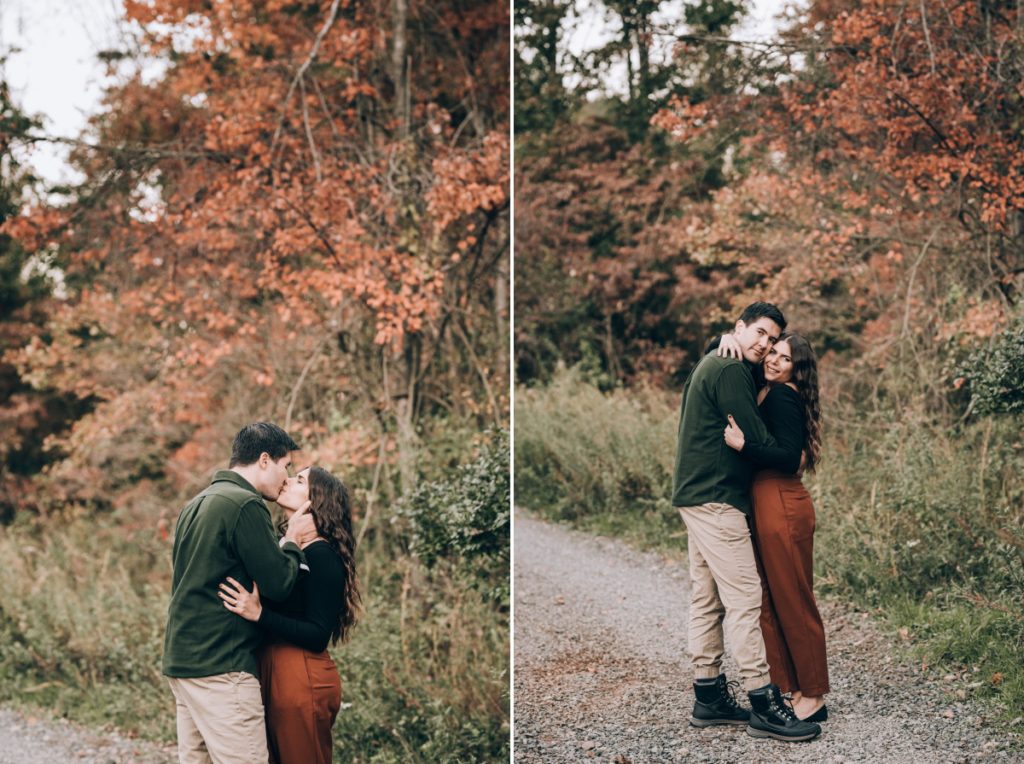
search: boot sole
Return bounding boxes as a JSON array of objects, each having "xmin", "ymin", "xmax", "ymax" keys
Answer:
[
  {"xmin": 690, "ymin": 717, "xmax": 749, "ymax": 728},
  {"xmin": 746, "ymin": 725, "xmax": 821, "ymax": 742}
]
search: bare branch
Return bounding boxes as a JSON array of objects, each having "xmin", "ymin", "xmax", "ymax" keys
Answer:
[
  {"xmin": 271, "ymin": 0, "xmax": 342, "ymax": 152},
  {"xmin": 901, "ymin": 225, "xmax": 940, "ymax": 339},
  {"xmin": 918, "ymin": 0, "xmax": 938, "ymax": 75},
  {"xmin": 284, "ymin": 335, "xmax": 330, "ymax": 432},
  {"xmin": 299, "ymin": 77, "xmax": 324, "ymax": 183},
  {"xmin": 22, "ymin": 133, "xmax": 231, "ymax": 163}
]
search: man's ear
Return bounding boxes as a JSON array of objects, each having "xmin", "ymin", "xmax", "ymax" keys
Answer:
[
  {"xmin": 258, "ymin": 452, "xmax": 271, "ymax": 469},
  {"xmin": 734, "ymin": 320, "xmax": 746, "ymax": 334}
]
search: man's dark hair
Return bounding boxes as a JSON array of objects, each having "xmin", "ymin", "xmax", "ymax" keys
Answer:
[
  {"xmin": 229, "ymin": 422, "xmax": 300, "ymax": 467},
  {"xmin": 738, "ymin": 301, "xmax": 786, "ymax": 331}
]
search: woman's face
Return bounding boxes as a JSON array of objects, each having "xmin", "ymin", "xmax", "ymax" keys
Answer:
[
  {"xmin": 277, "ymin": 467, "xmax": 311, "ymax": 514},
  {"xmin": 764, "ymin": 340, "xmax": 794, "ymax": 384}
]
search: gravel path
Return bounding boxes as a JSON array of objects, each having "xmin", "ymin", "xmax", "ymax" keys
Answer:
[
  {"xmin": 0, "ymin": 707, "xmax": 175, "ymax": 764},
  {"xmin": 513, "ymin": 510, "xmax": 1021, "ymax": 763}
]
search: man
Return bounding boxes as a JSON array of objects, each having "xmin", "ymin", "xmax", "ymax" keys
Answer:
[
  {"xmin": 672, "ymin": 302, "xmax": 821, "ymax": 742},
  {"xmin": 162, "ymin": 422, "xmax": 319, "ymax": 763}
]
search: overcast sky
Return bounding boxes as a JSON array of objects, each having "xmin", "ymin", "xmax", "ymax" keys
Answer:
[
  {"xmin": 562, "ymin": 0, "xmax": 791, "ymax": 98},
  {"xmin": 0, "ymin": 0, "xmax": 127, "ymax": 185}
]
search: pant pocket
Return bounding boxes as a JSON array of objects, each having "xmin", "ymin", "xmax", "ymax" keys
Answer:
[{"xmin": 305, "ymin": 654, "xmax": 342, "ymax": 720}]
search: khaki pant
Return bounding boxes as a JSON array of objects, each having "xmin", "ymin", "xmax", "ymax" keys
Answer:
[
  {"xmin": 679, "ymin": 503, "xmax": 771, "ymax": 692},
  {"xmin": 168, "ymin": 672, "xmax": 269, "ymax": 764}
]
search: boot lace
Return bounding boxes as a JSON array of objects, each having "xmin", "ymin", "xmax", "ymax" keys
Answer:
[
  {"xmin": 771, "ymin": 691, "xmax": 799, "ymax": 722},
  {"xmin": 722, "ymin": 679, "xmax": 744, "ymax": 711}
]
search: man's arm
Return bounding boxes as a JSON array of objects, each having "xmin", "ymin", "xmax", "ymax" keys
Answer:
[{"xmin": 233, "ymin": 500, "xmax": 307, "ymax": 602}]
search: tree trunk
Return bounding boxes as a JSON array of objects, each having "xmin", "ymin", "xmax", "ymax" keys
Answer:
[
  {"xmin": 495, "ymin": 217, "xmax": 509, "ymax": 351},
  {"xmin": 394, "ymin": 337, "xmax": 420, "ymax": 495},
  {"xmin": 392, "ymin": 0, "xmax": 409, "ymax": 138},
  {"xmin": 636, "ymin": 11, "xmax": 651, "ymax": 107}
]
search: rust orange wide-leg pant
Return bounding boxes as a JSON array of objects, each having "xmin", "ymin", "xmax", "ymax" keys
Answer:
[
  {"xmin": 750, "ymin": 470, "xmax": 830, "ymax": 696},
  {"xmin": 259, "ymin": 642, "xmax": 342, "ymax": 764}
]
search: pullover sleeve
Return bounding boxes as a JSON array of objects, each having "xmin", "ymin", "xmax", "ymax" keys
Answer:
[
  {"xmin": 715, "ymin": 363, "xmax": 778, "ymax": 453},
  {"xmin": 258, "ymin": 544, "xmax": 345, "ymax": 653},
  {"xmin": 232, "ymin": 499, "xmax": 307, "ymax": 602},
  {"xmin": 740, "ymin": 385, "xmax": 804, "ymax": 474}
]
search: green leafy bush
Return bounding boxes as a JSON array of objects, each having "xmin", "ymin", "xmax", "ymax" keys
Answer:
[
  {"xmin": 958, "ymin": 317, "xmax": 1024, "ymax": 416},
  {"xmin": 400, "ymin": 429, "xmax": 510, "ymax": 605}
]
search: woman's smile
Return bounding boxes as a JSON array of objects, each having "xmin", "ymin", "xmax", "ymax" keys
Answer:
[{"xmin": 764, "ymin": 340, "xmax": 794, "ymax": 384}]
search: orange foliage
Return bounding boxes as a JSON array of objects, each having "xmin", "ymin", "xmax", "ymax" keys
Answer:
[
  {"xmin": 5, "ymin": 0, "xmax": 508, "ymax": 512},
  {"xmin": 649, "ymin": 0, "xmax": 1023, "ymax": 356}
]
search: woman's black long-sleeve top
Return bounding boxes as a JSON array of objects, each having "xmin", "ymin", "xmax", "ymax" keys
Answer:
[
  {"xmin": 702, "ymin": 335, "xmax": 806, "ymax": 474},
  {"xmin": 741, "ymin": 384, "xmax": 806, "ymax": 475},
  {"xmin": 258, "ymin": 540, "xmax": 346, "ymax": 653}
]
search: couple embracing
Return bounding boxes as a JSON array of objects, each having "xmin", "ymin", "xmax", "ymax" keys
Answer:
[
  {"xmin": 673, "ymin": 301, "xmax": 829, "ymax": 742},
  {"xmin": 161, "ymin": 422, "xmax": 361, "ymax": 763}
]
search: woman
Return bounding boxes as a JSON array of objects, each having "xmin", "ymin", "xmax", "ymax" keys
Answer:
[
  {"xmin": 717, "ymin": 331, "xmax": 829, "ymax": 722},
  {"xmin": 218, "ymin": 466, "xmax": 361, "ymax": 763}
]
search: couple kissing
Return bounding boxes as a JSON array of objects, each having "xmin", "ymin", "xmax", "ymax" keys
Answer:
[{"xmin": 162, "ymin": 422, "xmax": 361, "ymax": 763}]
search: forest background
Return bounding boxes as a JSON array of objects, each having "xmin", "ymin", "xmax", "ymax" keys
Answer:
[
  {"xmin": 0, "ymin": 0, "xmax": 509, "ymax": 761},
  {"xmin": 515, "ymin": 0, "xmax": 1024, "ymax": 728}
]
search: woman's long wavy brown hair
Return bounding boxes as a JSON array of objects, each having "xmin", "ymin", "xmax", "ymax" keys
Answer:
[
  {"xmin": 778, "ymin": 332, "xmax": 823, "ymax": 472},
  {"xmin": 283, "ymin": 466, "xmax": 362, "ymax": 644}
]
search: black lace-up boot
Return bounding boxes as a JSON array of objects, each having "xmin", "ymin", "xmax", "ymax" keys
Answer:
[
  {"xmin": 690, "ymin": 674, "xmax": 750, "ymax": 727},
  {"xmin": 746, "ymin": 683, "xmax": 822, "ymax": 741}
]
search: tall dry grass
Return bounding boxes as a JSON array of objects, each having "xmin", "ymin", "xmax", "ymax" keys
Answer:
[{"xmin": 514, "ymin": 368, "xmax": 680, "ymax": 546}]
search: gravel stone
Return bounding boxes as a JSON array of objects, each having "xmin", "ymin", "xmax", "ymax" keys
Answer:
[
  {"xmin": 0, "ymin": 707, "xmax": 175, "ymax": 763},
  {"xmin": 513, "ymin": 510, "xmax": 1022, "ymax": 763}
]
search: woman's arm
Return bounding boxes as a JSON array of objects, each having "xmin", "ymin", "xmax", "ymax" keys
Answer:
[
  {"xmin": 703, "ymin": 334, "xmax": 743, "ymax": 359},
  {"xmin": 725, "ymin": 385, "xmax": 805, "ymax": 474},
  {"xmin": 220, "ymin": 544, "xmax": 345, "ymax": 653},
  {"xmin": 258, "ymin": 545, "xmax": 345, "ymax": 653}
]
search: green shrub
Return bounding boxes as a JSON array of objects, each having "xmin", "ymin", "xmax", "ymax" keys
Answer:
[
  {"xmin": 400, "ymin": 429, "xmax": 510, "ymax": 605},
  {"xmin": 957, "ymin": 317, "xmax": 1024, "ymax": 416},
  {"xmin": 332, "ymin": 557, "xmax": 509, "ymax": 762}
]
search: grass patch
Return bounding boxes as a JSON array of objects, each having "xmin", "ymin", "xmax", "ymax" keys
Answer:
[
  {"xmin": 0, "ymin": 522, "xmax": 174, "ymax": 739},
  {"xmin": 514, "ymin": 368, "xmax": 681, "ymax": 549}
]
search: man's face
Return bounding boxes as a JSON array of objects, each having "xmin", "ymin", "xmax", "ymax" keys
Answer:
[
  {"xmin": 258, "ymin": 452, "xmax": 293, "ymax": 501},
  {"xmin": 732, "ymin": 316, "xmax": 782, "ymax": 363}
]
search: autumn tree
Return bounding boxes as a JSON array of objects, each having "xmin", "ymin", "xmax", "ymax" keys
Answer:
[
  {"xmin": 0, "ymin": 75, "xmax": 96, "ymax": 522},
  {"xmin": 2, "ymin": 0, "xmax": 509, "ymax": 517},
  {"xmin": 520, "ymin": 0, "xmax": 1024, "ymax": 388},
  {"xmin": 514, "ymin": 0, "xmax": 575, "ymax": 135},
  {"xmin": 652, "ymin": 0, "xmax": 1024, "ymax": 391},
  {"xmin": 515, "ymin": 0, "xmax": 771, "ymax": 385}
]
